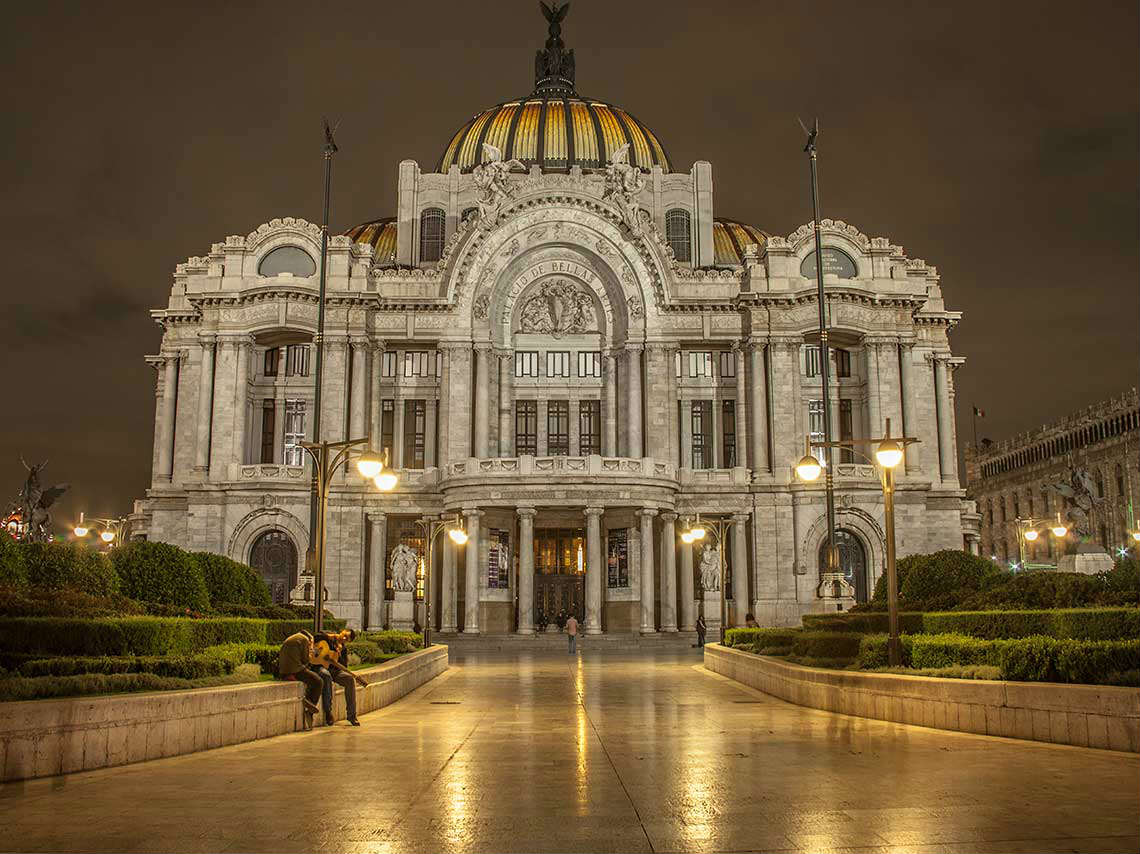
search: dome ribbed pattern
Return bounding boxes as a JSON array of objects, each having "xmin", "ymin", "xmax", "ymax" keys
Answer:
[
  {"xmin": 343, "ymin": 217, "xmax": 397, "ymax": 266},
  {"xmin": 713, "ymin": 219, "xmax": 769, "ymax": 266}
]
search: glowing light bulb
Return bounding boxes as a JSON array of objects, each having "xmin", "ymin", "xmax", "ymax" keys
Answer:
[
  {"xmin": 1051, "ymin": 524, "xmax": 1067, "ymax": 538},
  {"xmin": 689, "ymin": 526, "xmax": 706, "ymax": 541},
  {"xmin": 356, "ymin": 452, "xmax": 384, "ymax": 479},
  {"xmin": 374, "ymin": 472, "xmax": 398, "ymax": 491},
  {"xmin": 796, "ymin": 454, "xmax": 823, "ymax": 482},
  {"xmin": 681, "ymin": 531, "xmax": 695, "ymax": 544},
  {"xmin": 1132, "ymin": 531, "xmax": 1140, "ymax": 542},
  {"xmin": 1023, "ymin": 529, "xmax": 1038, "ymax": 541},
  {"xmin": 100, "ymin": 531, "xmax": 115, "ymax": 543},
  {"xmin": 448, "ymin": 527, "xmax": 469, "ymax": 545},
  {"xmin": 875, "ymin": 439, "xmax": 904, "ymax": 469},
  {"xmin": 74, "ymin": 526, "xmax": 89, "ymax": 537}
]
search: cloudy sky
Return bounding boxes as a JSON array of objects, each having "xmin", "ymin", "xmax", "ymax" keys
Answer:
[{"xmin": 1, "ymin": 0, "xmax": 1136, "ymax": 525}]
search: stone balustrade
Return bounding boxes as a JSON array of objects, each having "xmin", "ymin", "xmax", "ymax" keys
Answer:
[{"xmin": 446, "ymin": 455, "xmax": 676, "ymax": 480}]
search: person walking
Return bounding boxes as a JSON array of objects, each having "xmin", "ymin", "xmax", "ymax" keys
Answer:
[
  {"xmin": 277, "ymin": 630, "xmax": 322, "ymax": 728},
  {"xmin": 695, "ymin": 615, "xmax": 707, "ymax": 648},
  {"xmin": 565, "ymin": 614, "xmax": 578, "ymax": 654}
]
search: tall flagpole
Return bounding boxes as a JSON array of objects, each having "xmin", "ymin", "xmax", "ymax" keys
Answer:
[{"xmin": 308, "ymin": 120, "xmax": 338, "ymax": 607}]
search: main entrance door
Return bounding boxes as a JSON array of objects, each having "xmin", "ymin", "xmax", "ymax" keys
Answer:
[{"xmin": 534, "ymin": 527, "xmax": 585, "ymax": 624}]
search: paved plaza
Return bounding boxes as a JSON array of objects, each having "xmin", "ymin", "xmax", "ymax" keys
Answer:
[{"xmin": 2, "ymin": 649, "xmax": 1137, "ymax": 854}]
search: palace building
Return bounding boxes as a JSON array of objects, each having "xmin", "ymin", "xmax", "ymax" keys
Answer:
[{"xmin": 131, "ymin": 10, "xmax": 975, "ymax": 632}]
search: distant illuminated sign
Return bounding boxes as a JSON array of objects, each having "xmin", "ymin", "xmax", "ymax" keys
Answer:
[{"xmin": 800, "ymin": 247, "xmax": 857, "ymax": 280}]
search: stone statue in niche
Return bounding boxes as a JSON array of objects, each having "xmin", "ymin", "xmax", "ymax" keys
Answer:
[
  {"xmin": 602, "ymin": 143, "xmax": 646, "ymax": 232},
  {"xmin": 518, "ymin": 278, "xmax": 597, "ymax": 338},
  {"xmin": 389, "ymin": 544, "xmax": 420, "ymax": 593},
  {"xmin": 699, "ymin": 544, "xmax": 720, "ymax": 592}
]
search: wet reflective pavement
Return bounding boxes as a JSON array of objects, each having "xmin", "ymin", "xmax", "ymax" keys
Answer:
[{"xmin": 3, "ymin": 648, "xmax": 1138, "ymax": 853}]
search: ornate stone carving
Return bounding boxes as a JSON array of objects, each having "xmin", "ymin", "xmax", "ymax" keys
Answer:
[
  {"xmin": 519, "ymin": 278, "xmax": 597, "ymax": 337},
  {"xmin": 628, "ymin": 294, "xmax": 644, "ymax": 319},
  {"xmin": 602, "ymin": 144, "xmax": 646, "ymax": 232},
  {"xmin": 698, "ymin": 544, "xmax": 720, "ymax": 592},
  {"xmin": 473, "ymin": 293, "xmax": 490, "ymax": 320},
  {"xmin": 473, "ymin": 143, "xmax": 525, "ymax": 219},
  {"xmin": 389, "ymin": 543, "xmax": 419, "ymax": 593},
  {"xmin": 499, "ymin": 238, "xmax": 520, "ymax": 259}
]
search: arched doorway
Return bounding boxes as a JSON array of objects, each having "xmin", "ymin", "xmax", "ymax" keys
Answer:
[
  {"xmin": 249, "ymin": 530, "xmax": 298, "ymax": 604},
  {"xmin": 819, "ymin": 529, "xmax": 868, "ymax": 603}
]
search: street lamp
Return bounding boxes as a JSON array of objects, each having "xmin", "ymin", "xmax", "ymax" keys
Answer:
[
  {"xmin": 299, "ymin": 438, "xmax": 396, "ymax": 633},
  {"xmin": 73, "ymin": 512, "xmax": 127, "ymax": 547},
  {"xmin": 796, "ymin": 417, "xmax": 917, "ymax": 666},
  {"xmin": 1013, "ymin": 513, "xmax": 1070, "ymax": 569},
  {"xmin": 414, "ymin": 514, "xmax": 469, "ymax": 649},
  {"xmin": 681, "ymin": 513, "xmax": 732, "ymax": 644}
]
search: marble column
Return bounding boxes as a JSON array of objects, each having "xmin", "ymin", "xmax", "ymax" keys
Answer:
[
  {"xmin": 208, "ymin": 337, "xmax": 235, "ymax": 478},
  {"xmin": 157, "ymin": 353, "xmax": 180, "ymax": 481},
  {"xmin": 517, "ymin": 507, "xmax": 536, "ymax": 634},
  {"xmin": 667, "ymin": 347, "xmax": 680, "ymax": 466},
  {"xmin": 194, "ymin": 334, "xmax": 216, "ymax": 472},
  {"xmin": 498, "ymin": 351, "xmax": 513, "ymax": 456},
  {"xmin": 731, "ymin": 514, "xmax": 749, "ymax": 627},
  {"xmin": 392, "ymin": 387, "xmax": 405, "ymax": 469},
  {"xmin": 438, "ymin": 345, "xmax": 452, "ymax": 465},
  {"xmin": 474, "ymin": 345, "xmax": 491, "ymax": 458},
  {"xmin": 659, "ymin": 512, "xmax": 678, "ymax": 632},
  {"xmin": 899, "ymin": 341, "xmax": 920, "ymax": 473},
  {"xmin": 463, "ymin": 509, "xmax": 483, "ymax": 633},
  {"xmin": 934, "ymin": 355, "xmax": 954, "ymax": 483},
  {"xmin": 603, "ymin": 351, "xmax": 619, "ymax": 456},
  {"xmin": 639, "ymin": 508, "xmax": 657, "ymax": 634},
  {"xmin": 232, "ymin": 336, "xmax": 251, "ymax": 465},
  {"xmin": 748, "ymin": 340, "xmax": 769, "ymax": 475},
  {"xmin": 865, "ymin": 339, "xmax": 882, "ymax": 438},
  {"xmin": 441, "ymin": 533, "xmax": 457, "ymax": 633},
  {"xmin": 679, "ymin": 398, "xmax": 691, "ymax": 468},
  {"xmin": 626, "ymin": 346, "xmax": 644, "ymax": 458},
  {"xmin": 679, "ymin": 536, "xmax": 695, "ymax": 630},
  {"xmin": 734, "ymin": 344, "xmax": 748, "ymax": 469},
  {"xmin": 584, "ymin": 507, "xmax": 604, "ymax": 634},
  {"xmin": 369, "ymin": 345, "xmax": 383, "ymax": 446},
  {"xmin": 367, "ymin": 513, "xmax": 387, "ymax": 629},
  {"xmin": 425, "ymin": 399, "xmax": 438, "ymax": 467},
  {"xmin": 350, "ymin": 337, "xmax": 369, "ymax": 440}
]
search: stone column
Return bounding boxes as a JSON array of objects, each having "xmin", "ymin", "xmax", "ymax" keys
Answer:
[
  {"xmin": 473, "ymin": 345, "xmax": 491, "ymax": 458},
  {"xmin": 438, "ymin": 344, "xmax": 453, "ymax": 464},
  {"xmin": 369, "ymin": 345, "xmax": 383, "ymax": 446},
  {"xmin": 157, "ymin": 353, "xmax": 180, "ymax": 481},
  {"xmin": 392, "ymin": 388, "xmax": 405, "ymax": 469},
  {"xmin": 659, "ymin": 512, "xmax": 678, "ymax": 632},
  {"xmin": 441, "ymin": 533, "xmax": 457, "ymax": 633},
  {"xmin": 498, "ymin": 351, "xmax": 513, "ymax": 457},
  {"xmin": 934, "ymin": 354, "xmax": 954, "ymax": 483},
  {"xmin": 679, "ymin": 536, "xmax": 695, "ymax": 630},
  {"xmin": 367, "ymin": 513, "xmax": 387, "ymax": 629},
  {"xmin": 424, "ymin": 399, "xmax": 438, "ymax": 467},
  {"xmin": 899, "ymin": 341, "xmax": 920, "ymax": 473},
  {"xmin": 639, "ymin": 508, "xmax": 657, "ymax": 634},
  {"xmin": 463, "ymin": 509, "xmax": 483, "ymax": 633},
  {"xmin": 584, "ymin": 507, "xmax": 604, "ymax": 634},
  {"xmin": 667, "ymin": 347, "xmax": 680, "ymax": 466},
  {"xmin": 731, "ymin": 514, "xmax": 749, "ymax": 627},
  {"xmin": 208, "ymin": 337, "xmax": 236, "ymax": 477},
  {"xmin": 865, "ymin": 339, "xmax": 882, "ymax": 438},
  {"xmin": 350, "ymin": 337, "xmax": 369, "ymax": 440},
  {"xmin": 679, "ymin": 398, "xmax": 691, "ymax": 468},
  {"xmin": 748, "ymin": 340, "xmax": 769, "ymax": 475},
  {"xmin": 734, "ymin": 344, "xmax": 748, "ymax": 469},
  {"xmin": 626, "ymin": 346, "xmax": 644, "ymax": 458},
  {"xmin": 710, "ymin": 395, "xmax": 721, "ymax": 468},
  {"xmin": 194, "ymin": 334, "xmax": 216, "ymax": 473},
  {"xmin": 232, "ymin": 336, "xmax": 251, "ymax": 466},
  {"xmin": 603, "ymin": 351, "xmax": 618, "ymax": 456},
  {"xmin": 517, "ymin": 507, "xmax": 536, "ymax": 634}
]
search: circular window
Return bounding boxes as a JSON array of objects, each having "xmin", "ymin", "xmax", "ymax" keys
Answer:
[{"xmin": 258, "ymin": 246, "xmax": 316, "ymax": 278}]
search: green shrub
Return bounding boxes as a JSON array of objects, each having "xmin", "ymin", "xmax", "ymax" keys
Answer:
[
  {"xmin": 897, "ymin": 550, "xmax": 1005, "ymax": 609},
  {"xmin": 347, "ymin": 640, "xmax": 384, "ymax": 663},
  {"xmin": 359, "ymin": 630, "xmax": 421, "ymax": 654},
  {"xmin": 0, "ymin": 585, "xmax": 145, "ymax": 618},
  {"xmin": 957, "ymin": 571, "xmax": 1128, "ymax": 610},
  {"xmin": 0, "ymin": 665, "xmax": 261, "ymax": 702},
  {"xmin": 855, "ymin": 634, "xmax": 915, "ymax": 669},
  {"xmin": 17, "ymin": 652, "xmax": 238, "ymax": 680},
  {"xmin": 111, "ymin": 542, "xmax": 210, "ymax": 611},
  {"xmin": 193, "ymin": 552, "xmax": 271, "ymax": 607},
  {"xmin": 1104, "ymin": 557, "xmax": 1139, "ymax": 598},
  {"xmin": 1053, "ymin": 638, "xmax": 1140, "ymax": 684},
  {"xmin": 921, "ymin": 608, "xmax": 1139, "ymax": 640},
  {"xmin": 911, "ymin": 634, "xmax": 1003, "ymax": 670},
  {"xmin": 790, "ymin": 631, "xmax": 863, "ymax": 661},
  {"xmin": 801, "ymin": 612, "xmax": 926, "ymax": 634},
  {"xmin": 211, "ymin": 603, "xmax": 298, "ymax": 620},
  {"xmin": 724, "ymin": 627, "xmax": 799, "ymax": 649},
  {"xmin": 20, "ymin": 542, "xmax": 117, "ymax": 596},
  {"xmin": 0, "ymin": 533, "xmax": 27, "ymax": 587}
]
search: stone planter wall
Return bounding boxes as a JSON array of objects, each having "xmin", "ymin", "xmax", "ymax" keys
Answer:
[
  {"xmin": 0, "ymin": 644, "xmax": 448, "ymax": 782},
  {"xmin": 704, "ymin": 643, "xmax": 1139, "ymax": 753}
]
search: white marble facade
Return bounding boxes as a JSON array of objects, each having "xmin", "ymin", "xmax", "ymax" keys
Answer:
[{"xmin": 133, "ymin": 47, "xmax": 974, "ymax": 632}]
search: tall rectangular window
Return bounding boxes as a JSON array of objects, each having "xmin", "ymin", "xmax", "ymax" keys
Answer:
[
  {"xmin": 263, "ymin": 348, "xmax": 279, "ymax": 377},
  {"xmin": 719, "ymin": 351, "xmax": 736, "ymax": 378},
  {"xmin": 547, "ymin": 400, "xmax": 570, "ymax": 455},
  {"xmin": 403, "ymin": 400, "xmax": 426, "ymax": 469},
  {"xmin": 808, "ymin": 399, "xmax": 824, "ymax": 458},
  {"xmin": 665, "ymin": 209, "xmax": 692, "ymax": 263},
  {"xmin": 283, "ymin": 400, "xmax": 306, "ymax": 466},
  {"xmin": 285, "ymin": 345, "xmax": 309, "ymax": 377},
  {"xmin": 839, "ymin": 399, "xmax": 853, "ymax": 463},
  {"xmin": 404, "ymin": 351, "xmax": 433, "ymax": 377},
  {"xmin": 546, "ymin": 351, "xmax": 571, "ymax": 378},
  {"xmin": 722, "ymin": 400, "xmax": 736, "ymax": 468},
  {"xmin": 577, "ymin": 351, "xmax": 601, "ymax": 378},
  {"xmin": 688, "ymin": 352, "xmax": 714, "ymax": 378},
  {"xmin": 516, "ymin": 401, "xmax": 538, "ymax": 455},
  {"xmin": 607, "ymin": 528, "xmax": 629, "ymax": 587},
  {"xmin": 691, "ymin": 400, "xmax": 712, "ymax": 468},
  {"xmin": 487, "ymin": 528, "xmax": 511, "ymax": 589},
  {"xmin": 380, "ymin": 400, "xmax": 395, "ymax": 461},
  {"xmin": 805, "ymin": 346, "xmax": 821, "ymax": 377},
  {"xmin": 260, "ymin": 400, "xmax": 276, "ymax": 463},
  {"xmin": 381, "ymin": 351, "xmax": 398, "ymax": 378},
  {"xmin": 515, "ymin": 351, "xmax": 539, "ymax": 378},
  {"xmin": 835, "ymin": 348, "xmax": 851, "ymax": 378},
  {"xmin": 578, "ymin": 400, "xmax": 601, "ymax": 455}
]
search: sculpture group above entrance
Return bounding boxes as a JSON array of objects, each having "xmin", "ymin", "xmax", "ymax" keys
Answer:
[{"xmin": 518, "ymin": 278, "xmax": 597, "ymax": 337}]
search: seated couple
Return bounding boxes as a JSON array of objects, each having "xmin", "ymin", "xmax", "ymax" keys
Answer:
[{"xmin": 277, "ymin": 628, "xmax": 368, "ymax": 728}]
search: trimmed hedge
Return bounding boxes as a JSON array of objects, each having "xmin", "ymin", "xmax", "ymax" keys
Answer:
[
  {"xmin": 957, "ymin": 570, "xmax": 1138, "ymax": 610},
  {"xmin": 790, "ymin": 631, "xmax": 864, "ymax": 662},
  {"xmin": 0, "ymin": 534, "xmax": 27, "ymax": 587},
  {"xmin": 855, "ymin": 634, "xmax": 915, "ymax": 669},
  {"xmin": 0, "ymin": 586, "xmax": 147, "ymax": 618},
  {"xmin": 193, "ymin": 552, "xmax": 271, "ymax": 607},
  {"xmin": 21, "ymin": 542, "xmax": 117, "ymax": 596},
  {"xmin": 921, "ymin": 608, "xmax": 1140, "ymax": 641},
  {"xmin": 111, "ymin": 542, "xmax": 210, "ymax": 611},
  {"xmin": 17, "ymin": 651, "xmax": 240, "ymax": 680},
  {"xmin": 0, "ymin": 665, "xmax": 261, "ymax": 703},
  {"xmin": 359, "ymin": 630, "xmax": 422, "ymax": 654},
  {"xmin": 801, "ymin": 612, "xmax": 926, "ymax": 634}
]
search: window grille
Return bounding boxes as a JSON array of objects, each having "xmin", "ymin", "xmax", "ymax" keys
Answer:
[
  {"xmin": 808, "ymin": 399, "xmax": 825, "ymax": 449},
  {"xmin": 577, "ymin": 351, "xmax": 601, "ymax": 378},
  {"xmin": 665, "ymin": 209, "xmax": 692, "ymax": 262},
  {"xmin": 547, "ymin": 401, "xmax": 570, "ymax": 455},
  {"xmin": 403, "ymin": 400, "xmax": 426, "ymax": 469},
  {"xmin": 283, "ymin": 400, "xmax": 306, "ymax": 466},
  {"xmin": 578, "ymin": 401, "xmax": 601, "ymax": 455},
  {"xmin": 515, "ymin": 351, "xmax": 540, "ymax": 378},
  {"xmin": 487, "ymin": 528, "xmax": 511, "ymax": 589},
  {"xmin": 419, "ymin": 208, "xmax": 445, "ymax": 263},
  {"xmin": 607, "ymin": 528, "xmax": 630, "ymax": 587},
  {"xmin": 516, "ymin": 401, "xmax": 538, "ymax": 455},
  {"xmin": 546, "ymin": 351, "xmax": 570, "ymax": 378},
  {"xmin": 691, "ymin": 400, "xmax": 712, "ymax": 468},
  {"xmin": 722, "ymin": 400, "xmax": 736, "ymax": 468},
  {"xmin": 285, "ymin": 344, "xmax": 309, "ymax": 377},
  {"xmin": 380, "ymin": 400, "xmax": 395, "ymax": 462}
]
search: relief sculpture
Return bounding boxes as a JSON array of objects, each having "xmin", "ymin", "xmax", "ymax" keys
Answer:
[{"xmin": 518, "ymin": 278, "xmax": 597, "ymax": 337}]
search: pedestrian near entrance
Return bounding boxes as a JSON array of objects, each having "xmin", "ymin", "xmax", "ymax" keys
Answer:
[
  {"xmin": 565, "ymin": 614, "xmax": 578, "ymax": 654},
  {"xmin": 695, "ymin": 615, "xmax": 707, "ymax": 648}
]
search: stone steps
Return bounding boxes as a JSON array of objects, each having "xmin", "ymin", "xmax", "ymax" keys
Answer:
[{"xmin": 434, "ymin": 631, "xmax": 702, "ymax": 652}]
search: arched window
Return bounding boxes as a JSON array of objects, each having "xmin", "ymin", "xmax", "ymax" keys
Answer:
[
  {"xmin": 818, "ymin": 529, "xmax": 868, "ymax": 603},
  {"xmin": 249, "ymin": 530, "xmax": 298, "ymax": 605},
  {"xmin": 419, "ymin": 208, "xmax": 445, "ymax": 263},
  {"xmin": 665, "ymin": 208, "xmax": 692, "ymax": 263},
  {"xmin": 258, "ymin": 246, "xmax": 316, "ymax": 277}
]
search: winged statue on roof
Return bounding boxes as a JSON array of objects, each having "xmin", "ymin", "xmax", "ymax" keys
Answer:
[
  {"xmin": 1045, "ymin": 459, "xmax": 1104, "ymax": 540},
  {"xmin": 472, "ymin": 143, "xmax": 526, "ymax": 219},
  {"xmin": 602, "ymin": 143, "xmax": 647, "ymax": 233}
]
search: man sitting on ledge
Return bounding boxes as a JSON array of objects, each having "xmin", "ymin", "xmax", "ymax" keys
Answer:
[
  {"xmin": 278, "ymin": 630, "xmax": 323, "ymax": 729},
  {"xmin": 309, "ymin": 629, "xmax": 368, "ymax": 727}
]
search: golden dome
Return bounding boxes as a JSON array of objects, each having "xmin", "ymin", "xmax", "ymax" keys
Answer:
[
  {"xmin": 713, "ymin": 219, "xmax": 769, "ymax": 266},
  {"xmin": 343, "ymin": 217, "xmax": 396, "ymax": 266}
]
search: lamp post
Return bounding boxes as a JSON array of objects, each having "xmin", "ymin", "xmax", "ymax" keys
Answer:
[
  {"xmin": 796, "ymin": 418, "xmax": 917, "ymax": 666},
  {"xmin": 1012, "ymin": 513, "xmax": 1069, "ymax": 570},
  {"xmin": 299, "ymin": 439, "xmax": 395, "ymax": 633},
  {"xmin": 415, "ymin": 514, "xmax": 469, "ymax": 649},
  {"xmin": 681, "ymin": 514, "xmax": 732, "ymax": 644},
  {"xmin": 73, "ymin": 513, "xmax": 128, "ymax": 547}
]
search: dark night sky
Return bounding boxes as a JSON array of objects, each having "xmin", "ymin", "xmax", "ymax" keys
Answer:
[{"xmin": 1, "ymin": 1, "xmax": 1137, "ymax": 526}]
